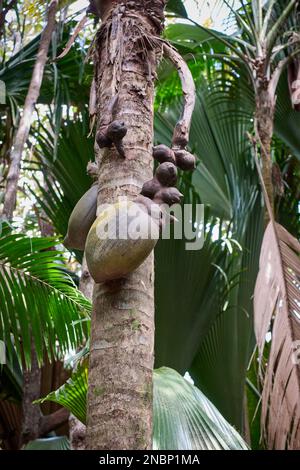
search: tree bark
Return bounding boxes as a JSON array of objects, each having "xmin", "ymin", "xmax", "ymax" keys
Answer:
[
  {"xmin": 254, "ymin": 83, "xmax": 275, "ymax": 223},
  {"xmin": 79, "ymin": 255, "xmax": 94, "ymax": 301},
  {"xmin": 39, "ymin": 408, "xmax": 69, "ymax": 436},
  {"xmin": 86, "ymin": 0, "xmax": 166, "ymax": 450},
  {"xmin": 20, "ymin": 343, "xmax": 42, "ymax": 446},
  {"xmin": 69, "ymin": 414, "xmax": 86, "ymax": 450},
  {"xmin": 1, "ymin": 0, "xmax": 58, "ymax": 220}
]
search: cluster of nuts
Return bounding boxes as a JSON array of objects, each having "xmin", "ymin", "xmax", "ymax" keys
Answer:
[{"xmin": 141, "ymin": 144, "xmax": 196, "ymax": 207}]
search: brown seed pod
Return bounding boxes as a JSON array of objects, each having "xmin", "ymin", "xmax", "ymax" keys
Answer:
[
  {"xmin": 134, "ymin": 195, "xmax": 155, "ymax": 212},
  {"xmin": 114, "ymin": 141, "xmax": 126, "ymax": 158},
  {"xmin": 153, "ymin": 144, "xmax": 176, "ymax": 164},
  {"xmin": 107, "ymin": 120, "xmax": 128, "ymax": 142},
  {"xmin": 155, "ymin": 162, "xmax": 178, "ymax": 187},
  {"xmin": 173, "ymin": 134, "xmax": 189, "ymax": 149},
  {"xmin": 134, "ymin": 195, "xmax": 163, "ymax": 227},
  {"xmin": 96, "ymin": 129, "xmax": 112, "ymax": 149},
  {"xmin": 174, "ymin": 149, "xmax": 196, "ymax": 171},
  {"xmin": 64, "ymin": 184, "xmax": 98, "ymax": 251},
  {"xmin": 141, "ymin": 178, "xmax": 162, "ymax": 200},
  {"xmin": 154, "ymin": 187, "xmax": 183, "ymax": 206},
  {"xmin": 105, "ymin": 120, "xmax": 128, "ymax": 158}
]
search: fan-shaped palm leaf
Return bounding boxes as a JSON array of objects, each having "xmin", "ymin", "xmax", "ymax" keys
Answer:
[
  {"xmin": 38, "ymin": 362, "xmax": 87, "ymax": 424},
  {"xmin": 24, "ymin": 436, "xmax": 70, "ymax": 450},
  {"xmin": 38, "ymin": 365, "xmax": 248, "ymax": 450},
  {"xmin": 155, "ymin": 69, "xmax": 263, "ymax": 429}
]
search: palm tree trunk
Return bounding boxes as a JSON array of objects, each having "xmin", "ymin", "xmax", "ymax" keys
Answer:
[
  {"xmin": 254, "ymin": 84, "xmax": 275, "ymax": 222},
  {"xmin": 79, "ymin": 255, "xmax": 94, "ymax": 301},
  {"xmin": 2, "ymin": 0, "xmax": 58, "ymax": 220},
  {"xmin": 20, "ymin": 343, "xmax": 42, "ymax": 446},
  {"xmin": 86, "ymin": 0, "xmax": 166, "ymax": 450}
]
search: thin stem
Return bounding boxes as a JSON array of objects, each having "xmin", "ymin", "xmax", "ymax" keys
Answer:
[
  {"xmin": 240, "ymin": 0, "xmax": 258, "ymax": 46},
  {"xmin": 261, "ymin": 0, "xmax": 277, "ymax": 39},
  {"xmin": 1, "ymin": 0, "xmax": 59, "ymax": 220},
  {"xmin": 270, "ymin": 46, "xmax": 300, "ymax": 95},
  {"xmin": 270, "ymin": 38, "xmax": 300, "ymax": 62},
  {"xmin": 246, "ymin": 378, "xmax": 261, "ymax": 399},
  {"xmin": 252, "ymin": 0, "xmax": 263, "ymax": 35},
  {"xmin": 247, "ymin": 131, "xmax": 274, "ymax": 224},
  {"xmin": 163, "ymin": 43, "xmax": 196, "ymax": 147},
  {"xmin": 266, "ymin": 0, "xmax": 297, "ymax": 60},
  {"xmin": 222, "ymin": 0, "xmax": 252, "ymax": 37}
]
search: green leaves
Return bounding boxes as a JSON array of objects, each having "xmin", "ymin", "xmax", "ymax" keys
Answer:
[
  {"xmin": 38, "ymin": 363, "xmax": 87, "ymax": 424},
  {"xmin": 166, "ymin": 0, "xmax": 188, "ymax": 18},
  {"xmin": 154, "ymin": 224, "xmax": 230, "ymax": 374},
  {"xmin": 24, "ymin": 436, "xmax": 70, "ymax": 450},
  {"xmin": 39, "ymin": 365, "xmax": 248, "ymax": 450},
  {"xmin": 0, "ymin": 19, "xmax": 91, "ymax": 122},
  {"xmin": 153, "ymin": 367, "xmax": 248, "ymax": 450},
  {"xmin": 31, "ymin": 119, "xmax": 94, "ymax": 243},
  {"xmin": 0, "ymin": 225, "xmax": 91, "ymax": 368},
  {"xmin": 154, "ymin": 68, "xmax": 263, "ymax": 430}
]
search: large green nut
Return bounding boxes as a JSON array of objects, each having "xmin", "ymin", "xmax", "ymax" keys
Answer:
[
  {"xmin": 64, "ymin": 184, "xmax": 98, "ymax": 251},
  {"xmin": 85, "ymin": 200, "xmax": 159, "ymax": 283}
]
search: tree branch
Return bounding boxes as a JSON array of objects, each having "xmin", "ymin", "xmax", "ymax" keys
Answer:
[
  {"xmin": 40, "ymin": 408, "xmax": 70, "ymax": 436},
  {"xmin": 0, "ymin": 0, "xmax": 17, "ymax": 35},
  {"xmin": 163, "ymin": 43, "xmax": 196, "ymax": 148},
  {"xmin": 1, "ymin": 0, "xmax": 59, "ymax": 220},
  {"xmin": 270, "ymin": 47, "xmax": 300, "ymax": 96}
]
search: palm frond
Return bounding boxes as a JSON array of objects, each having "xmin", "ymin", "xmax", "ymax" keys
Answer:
[
  {"xmin": 254, "ymin": 221, "xmax": 300, "ymax": 449},
  {"xmin": 24, "ymin": 436, "xmax": 70, "ymax": 450},
  {"xmin": 166, "ymin": 0, "xmax": 187, "ymax": 18},
  {"xmin": 0, "ymin": 19, "xmax": 91, "ymax": 121},
  {"xmin": 0, "ymin": 224, "xmax": 91, "ymax": 368},
  {"xmin": 153, "ymin": 367, "xmax": 248, "ymax": 450},
  {"xmin": 30, "ymin": 118, "xmax": 95, "ymax": 242},
  {"xmin": 38, "ymin": 365, "xmax": 248, "ymax": 450},
  {"xmin": 155, "ymin": 67, "xmax": 263, "ymax": 430},
  {"xmin": 38, "ymin": 363, "xmax": 87, "ymax": 424}
]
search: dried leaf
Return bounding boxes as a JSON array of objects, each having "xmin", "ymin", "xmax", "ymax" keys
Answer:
[
  {"xmin": 254, "ymin": 221, "xmax": 300, "ymax": 449},
  {"xmin": 288, "ymin": 57, "xmax": 300, "ymax": 112},
  {"xmin": 56, "ymin": 15, "xmax": 88, "ymax": 61}
]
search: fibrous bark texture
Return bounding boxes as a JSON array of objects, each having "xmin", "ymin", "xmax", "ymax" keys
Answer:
[
  {"xmin": 254, "ymin": 83, "xmax": 275, "ymax": 221},
  {"xmin": 2, "ymin": 0, "xmax": 58, "ymax": 220},
  {"xmin": 69, "ymin": 256, "xmax": 93, "ymax": 450},
  {"xmin": 86, "ymin": 0, "xmax": 166, "ymax": 450},
  {"xmin": 20, "ymin": 344, "xmax": 42, "ymax": 446}
]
